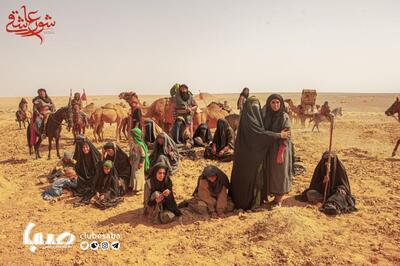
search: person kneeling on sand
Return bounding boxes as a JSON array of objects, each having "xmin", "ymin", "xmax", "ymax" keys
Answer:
[
  {"xmin": 184, "ymin": 165, "xmax": 234, "ymax": 218},
  {"xmin": 143, "ymin": 162, "xmax": 182, "ymax": 224},
  {"xmin": 42, "ymin": 167, "xmax": 78, "ymax": 201},
  {"xmin": 93, "ymin": 160, "xmax": 124, "ymax": 210},
  {"xmin": 204, "ymin": 119, "xmax": 234, "ymax": 162}
]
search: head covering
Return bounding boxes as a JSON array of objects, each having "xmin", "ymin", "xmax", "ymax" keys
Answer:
[
  {"xmin": 148, "ymin": 162, "xmax": 172, "ymax": 192},
  {"xmin": 149, "ymin": 133, "xmax": 179, "ymax": 173},
  {"xmin": 213, "ymin": 119, "xmax": 231, "ymax": 152},
  {"xmin": 37, "ymin": 88, "xmax": 47, "ymax": 94},
  {"xmin": 102, "ymin": 142, "xmax": 131, "ymax": 183},
  {"xmin": 63, "ymin": 151, "xmax": 73, "ymax": 160},
  {"xmin": 103, "ymin": 160, "xmax": 113, "ymax": 169},
  {"xmin": 130, "ymin": 128, "xmax": 150, "ymax": 171},
  {"xmin": 263, "ymin": 94, "xmax": 286, "ymax": 131},
  {"xmin": 229, "ymin": 96, "xmax": 277, "ymax": 210},
  {"xmin": 193, "ymin": 165, "xmax": 230, "ymax": 197},
  {"xmin": 73, "ymin": 135, "xmax": 101, "ymax": 196},
  {"xmin": 193, "ymin": 123, "xmax": 213, "ymax": 146}
]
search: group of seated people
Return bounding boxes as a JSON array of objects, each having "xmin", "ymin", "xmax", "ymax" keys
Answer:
[
  {"xmin": 42, "ymin": 107, "xmax": 355, "ymax": 223},
  {"xmin": 146, "ymin": 115, "xmax": 235, "ymax": 163}
]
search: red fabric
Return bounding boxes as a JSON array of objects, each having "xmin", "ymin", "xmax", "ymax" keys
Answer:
[
  {"xmin": 30, "ymin": 115, "xmax": 37, "ymax": 146},
  {"xmin": 80, "ymin": 89, "xmax": 87, "ymax": 101},
  {"xmin": 276, "ymin": 144, "xmax": 286, "ymax": 163}
]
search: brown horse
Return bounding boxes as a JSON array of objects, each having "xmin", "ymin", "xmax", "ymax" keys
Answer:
[
  {"xmin": 27, "ymin": 106, "xmax": 73, "ymax": 159},
  {"xmin": 310, "ymin": 107, "xmax": 343, "ymax": 132},
  {"xmin": 385, "ymin": 97, "xmax": 400, "ymax": 156},
  {"xmin": 15, "ymin": 102, "xmax": 32, "ymax": 129}
]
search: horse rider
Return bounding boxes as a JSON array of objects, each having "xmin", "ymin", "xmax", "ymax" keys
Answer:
[
  {"xmin": 32, "ymin": 88, "xmax": 55, "ymax": 139},
  {"xmin": 320, "ymin": 101, "xmax": 331, "ymax": 117}
]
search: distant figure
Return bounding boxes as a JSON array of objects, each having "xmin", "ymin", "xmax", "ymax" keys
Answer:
[
  {"xmin": 237, "ymin": 87, "xmax": 249, "ymax": 111},
  {"xmin": 173, "ymin": 84, "xmax": 198, "ymax": 136},
  {"xmin": 129, "ymin": 97, "xmax": 143, "ymax": 131},
  {"xmin": 320, "ymin": 101, "xmax": 331, "ymax": 117},
  {"xmin": 71, "ymin": 92, "xmax": 83, "ymax": 109},
  {"xmin": 223, "ymin": 100, "xmax": 232, "ymax": 113}
]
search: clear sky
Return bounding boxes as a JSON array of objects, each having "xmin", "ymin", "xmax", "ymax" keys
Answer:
[{"xmin": 1, "ymin": 0, "xmax": 399, "ymax": 97}]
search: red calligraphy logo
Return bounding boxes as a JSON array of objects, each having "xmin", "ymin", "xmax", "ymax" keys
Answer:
[{"xmin": 6, "ymin": 5, "xmax": 56, "ymax": 44}]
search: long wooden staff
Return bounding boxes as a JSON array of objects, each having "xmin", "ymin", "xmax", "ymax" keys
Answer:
[{"xmin": 323, "ymin": 115, "xmax": 335, "ymax": 203}]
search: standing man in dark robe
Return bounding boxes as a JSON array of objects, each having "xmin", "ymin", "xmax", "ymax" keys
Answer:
[
  {"xmin": 229, "ymin": 96, "xmax": 289, "ymax": 210},
  {"xmin": 173, "ymin": 84, "xmax": 198, "ymax": 136},
  {"xmin": 237, "ymin": 87, "xmax": 249, "ymax": 112},
  {"xmin": 32, "ymin": 88, "xmax": 55, "ymax": 138},
  {"xmin": 103, "ymin": 142, "xmax": 131, "ymax": 194}
]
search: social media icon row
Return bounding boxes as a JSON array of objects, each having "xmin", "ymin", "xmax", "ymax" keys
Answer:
[{"xmin": 80, "ymin": 241, "xmax": 120, "ymax": 251}]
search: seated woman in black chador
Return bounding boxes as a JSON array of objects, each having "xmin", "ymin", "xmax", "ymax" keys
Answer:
[
  {"xmin": 204, "ymin": 119, "xmax": 234, "ymax": 162},
  {"xmin": 149, "ymin": 133, "xmax": 180, "ymax": 173},
  {"xmin": 297, "ymin": 152, "xmax": 356, "ymax": 215},
  {"xmin": 103, "ymin": 142, "xmax": 131, "ymax": 193},
  {"xmin": 193, "ymin": 123, "xmax": 213, "ymax": 147},
  {"xmin": 93, "ymin": 160, "xmax": 124, "ymax": 209},
  {"xmin": 143, "ymin": 162, "xmax": 182, "ymax": 224},
  {"xmin": 73, "ymin": 135, "xmax": 101, "ymax": 202}
]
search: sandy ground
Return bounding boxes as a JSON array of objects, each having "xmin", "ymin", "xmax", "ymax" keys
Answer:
[{"xmin": 0, "ymin": 93, "xmax": 399, "ymax": 265}]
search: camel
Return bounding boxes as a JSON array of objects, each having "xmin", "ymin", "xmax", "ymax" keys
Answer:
[
  {"xmin": 119, "ymin": 92, "xmax": 229, "ymax": 132},
  {"xmin": 284, "ymin": 99, "xmax": 313, "ymax": 126},
  {"xmin": 90, "ymin": 103, "xmax": 129, "ymax": 142}
]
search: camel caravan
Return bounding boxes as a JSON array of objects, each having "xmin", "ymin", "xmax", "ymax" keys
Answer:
[
  {"xmin": 284, "ymin": 89, "xmax": 343, "ymax": 132},
  {"xmin": 16, "ymin": 86, "xmax": 398, "ymax": 161}
]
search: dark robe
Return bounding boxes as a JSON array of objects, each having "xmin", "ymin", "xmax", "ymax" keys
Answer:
[
  {"xmin": 193, "ymin": 123, "xmax": 213, "ymax": 147},
  {"xmin": 229, "ymin": 97, "xmax": 280, "ymax": 210},
  {"xmin": 171, "ymin": 117, "xmax": 187, "ymax": 144},
  {"xmin": 94, "ymin": 165, "xmax": 123, "ymax": 209},
  {"xmin": 299, "ymin": 152, "xmax": 356, "ymax": 215},
  {"xmin": 73, "ymin": 135, "xmax": 101, "ymax": 198},
  {"xmin": 149, "ymin": 133, "xmax": 179, "ymax": 173},
  {"xmin": 103, "ymin": 143, "xmax": 131, "ymax": 191},
  {"xmin": 193, "ymin": 165, "xmax": 230, "ymax": 197},
  {"xmin": 146, "ymin": 163, "xmax": 182, "ymax": 216},
  {"xmin": 131, "ymin": 107, "xmax": 143, "ymax": 130},
  {"xmin": 212, "ymin": 119, "xmax": 234, "ymax": 152}
]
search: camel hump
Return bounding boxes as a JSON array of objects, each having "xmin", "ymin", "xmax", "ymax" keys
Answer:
[{"xmin": 102, "ymin": 103, "xmax": 116, "ymax": 110}]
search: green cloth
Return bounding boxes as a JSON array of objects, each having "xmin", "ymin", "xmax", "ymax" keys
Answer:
[
  {"xmin": 131, "ymin": 128, "xmax": 150, "ymax": 171},
  {"xmin": 103, "ymin": 160, "xmax": 113, "ymax": 169}
]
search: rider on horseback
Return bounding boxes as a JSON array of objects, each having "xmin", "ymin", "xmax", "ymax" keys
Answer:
[
  {"xmin": 71, "ymin": 92, "xmax": 89, "ymax": 130},
  {"xmin": 32, "ymin": 88, "xmax": 55, "ymax": 139}
]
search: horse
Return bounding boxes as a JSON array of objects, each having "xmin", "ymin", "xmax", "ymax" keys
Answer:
[
  {"xmin": 27, "ymin": 106, "xmax": 73, "ymax": 160},
  {"xmin": 16, "ymin": 109, "xmax": 32, "ymax": 129},
  {"xmin": 385, "ymin": 97, "xmax": 400, "ymax": 156},
  {"xmin": 310, "ymin": 107, "xmax": 343, "ymax": 132}
]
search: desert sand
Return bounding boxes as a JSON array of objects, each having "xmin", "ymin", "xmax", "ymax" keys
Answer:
[{"xmin": 0, "ymin": 92, "xmax": 399, "ymax": 265}]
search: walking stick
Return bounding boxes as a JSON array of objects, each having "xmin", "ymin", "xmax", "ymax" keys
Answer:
[{"xmin": 323, "ymin": 115, "xmax": 335, "ymax": 203}]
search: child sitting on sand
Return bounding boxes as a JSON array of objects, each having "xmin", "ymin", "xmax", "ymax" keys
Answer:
[
  {"xmin": 42, "ymin": 167, "xmax": 78, "ymax": 200},
  {"xmin": 48, "ymin": 151, "xmax": 76, "ymax": 181}
]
